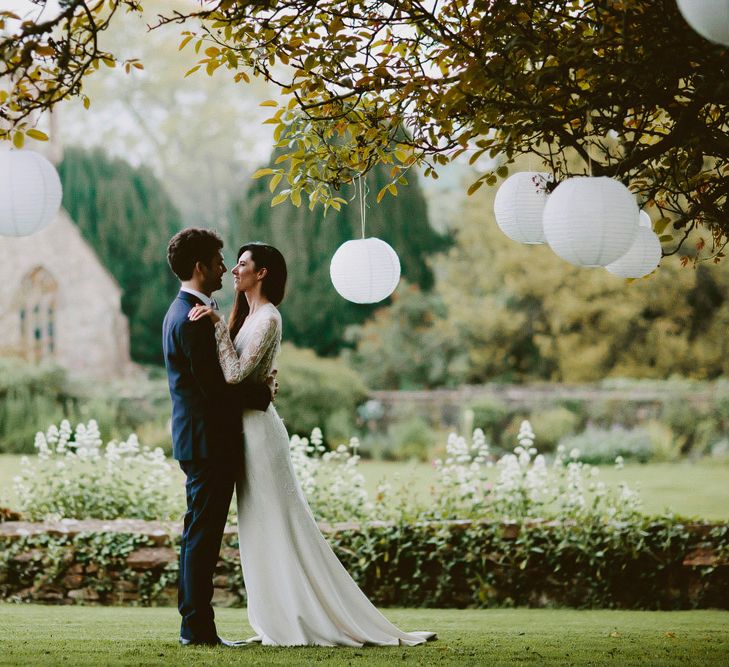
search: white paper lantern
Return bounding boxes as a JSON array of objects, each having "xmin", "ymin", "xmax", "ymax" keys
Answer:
[
  {"xmin": 0, "ymin": 150, "xmax": 62, "ymax": 236},
  {"xmin": 330, "ymin": 237, "xmax": 401, "ymax": 303},
  {"xmin": 493, "ymin": 171, "xmax": 552, "ymax": 244},
  {"xmin": 677, "ymin": 0, "xmax": 729, "ymax": 47},
  {"xmin": 639, "ymin": 210, "xmax": 652, "ymax": 228},
  {"xmin": 606, "ymin": 226, "xmax": 662, "ymax": 278},
  {"xmin": 542, "ymin": 176, "xmax": 639, "ymax": 267}
]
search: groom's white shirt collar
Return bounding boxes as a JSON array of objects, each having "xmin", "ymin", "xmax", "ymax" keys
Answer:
[{"xmin": 180, "ymin": 287, "xmax": 215, "ymax": 308}]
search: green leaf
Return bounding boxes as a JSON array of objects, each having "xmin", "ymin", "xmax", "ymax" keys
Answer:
[
  {"xmin": 653, "ymin": 217, "xmax": 671, "ymax": 235},
  {"xmin": 26, "ymin": 129, "xmax": 49, "ymax": 142},
  {"xmin": 467, "ymin": 180, "xmax": 484, "ymax": 196},
  {"xmin": 269, "ymin": 172, "xmax": 283, "ymax": 192},
  {"xmin": 270, "ymin": 192, "xmax": 289, "ymax": 207},
  {"xmin": 252, "ymin": 168, "xmax": 274, "ymax": 179},
  {"xmin": 12, "ymin": 131, "xmax": 24, "ymax": 149}
]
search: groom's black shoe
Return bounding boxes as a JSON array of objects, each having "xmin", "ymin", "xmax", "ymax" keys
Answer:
[{"xmin": 179, "ymin": 636, "xmax": 247, "ymax": 648}]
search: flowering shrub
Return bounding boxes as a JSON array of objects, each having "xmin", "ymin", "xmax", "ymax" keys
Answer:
[
  {"xmin": 291, "ymin": 420, "xmax": 641, "ymax": 525},
  {"xmin": 288, "ymin": 428, "xmax": 373, "ymax": 523},
  {"xmin": 14, "ymin": 418, "xmax": 640, "ymax": 526},
  {"xmin": 6, "ymin": 420, "xmax": 728, "ymax": 611},
  {"xmin": 558, "ymin": 425, "xmax": 654, "ymax": 464},
  {"xmin": 430, "ymin": 421, "xmax": 640, "ymax": 522},
  {"xmin": 14, "ymin": 420, "xmax": 180, "ymax": 521}
]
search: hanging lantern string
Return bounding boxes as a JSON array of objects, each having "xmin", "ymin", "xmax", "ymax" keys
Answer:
[
  {"xmin": 586, "ymin": 108, "xmax": 593, "ymax": 177},
  {"xmin": 357, "ymin": 174, "xmax": 369, "ymax": 239}
]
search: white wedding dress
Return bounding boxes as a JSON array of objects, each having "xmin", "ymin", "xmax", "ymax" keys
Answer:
[{"xmin": 213, "ymin": 302, "xmax": 435, "ymax": 647}]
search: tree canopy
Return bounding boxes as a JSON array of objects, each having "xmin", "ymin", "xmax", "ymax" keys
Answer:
[
  {"xmin": 58, "ymin": 147, "xmax": 182, "ymax": 364},
  {"xmin": 1, "ymin": 1, "xmax": 727, "ymax": 263},
  {"xmin": 232, "ymin": 148, "xmax": 446, "ymax": 355},
  {"xmin": 349, "ymin": 165, "xmax": 729, "ymax": 388}
]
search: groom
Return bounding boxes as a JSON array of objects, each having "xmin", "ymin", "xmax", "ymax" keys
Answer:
[{"xmin": 163, "ymin": 228, "xmax": 273, "ymax": 647}]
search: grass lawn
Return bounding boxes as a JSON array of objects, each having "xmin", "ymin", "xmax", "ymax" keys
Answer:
[
  {"xmin": 2, "ymin": 454, "xmax": 728, "ymax": 521},
  {"xmin": 0, "ymin": 605, "xmax": 727, "ymax": 666}
]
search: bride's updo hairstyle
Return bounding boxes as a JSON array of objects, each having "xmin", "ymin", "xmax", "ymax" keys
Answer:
[{"xmin": 229, "ymin": 242, "xmax": 287, "ymax": 340}]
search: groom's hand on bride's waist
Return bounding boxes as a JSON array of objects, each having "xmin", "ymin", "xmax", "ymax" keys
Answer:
[{"xmin": 266, "ymin": 369, "xmax": 279, "ymax": 402}]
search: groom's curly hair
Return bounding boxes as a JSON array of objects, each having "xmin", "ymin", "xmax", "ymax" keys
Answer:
[{"xmin": 167, "ymin": 228, "xmax": 224, "ymax": 281}]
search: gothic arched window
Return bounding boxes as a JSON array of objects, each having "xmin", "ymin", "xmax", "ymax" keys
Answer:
[{"xmin": 17, "ymin": 267, "xmax": 58, "ymax": 363}]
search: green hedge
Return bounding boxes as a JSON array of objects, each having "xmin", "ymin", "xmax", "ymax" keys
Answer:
[
  {"xmin": 0, "ymin": 359, "xmax": 172, "ymax": 454},
  {"xmin": 0, "ymin": 350, "xmax": 369, "ymax": 453},
  {"xmin": 274, "ymin": 343, "xmax": 368, "ymax": 441},
  {"xmin": 465, "ymin": 378, "xmax": 729, "ymax": 460},
  {"xmin": 1, "ymin": 519, "xmax": 727, "ymax": 609}
]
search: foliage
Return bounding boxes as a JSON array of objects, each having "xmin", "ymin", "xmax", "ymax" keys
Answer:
[
  {"xmin": 3, "ymin": 2, "xmax": 727, "ymax": 261},
  {"xmin": 1, "ymin": 519, "xmax": 727, "ymax": 611},
  {"xmin": 430, "ymin": 422, "xmax": 641, "ymax": 522},
  {"xmin": 353, "ymin": 169, "xmax": 729, "ymax": 388},
  {"xmin": 508, "ymin": 407, "xmax": 581, "ymax": 453},
  {"xmin": 274, "ymin": 343, "xmax": 368, "ymax": 440},
  {"xmin": 558, "ymin": 427, "xmax": 654, "ymax": 465},
  {"xmin": 288, "ymin": 428, "xmax": 372, "ymax": 524},
  {"xmin": 347, "ymin": 284, "xmax": 465, "ymax": 388},
  {"xmin": 350, "ymin": 419, "xmax": 437, "ymax": 463},
  {"xmin": 58, "ymin": 147, "xmax": 182, "ymax": 364},
  {"xmin": 233, "ymin": 153, "xmax": 446, "ymax": 355},
  {"xmin": 384, "ymin": 417, "xmax": 436, "ymax": 463},
  {"xmin": 0, "ymin": 530, "xmax": 169, "ymax": 605},
  {"xmin": 13, "ymin": 420, "xmax": 180, "ymax": 521},
  {"xmin": 0, "ymin": 358, "xmax": 172, "ymax": 455},
  {"xmin": 449, "ymin": 173, "xmax": 729, "ymax": 382},
  {"xmin": 3, "ymin": 418, "xmax": 729, "ymax": 610},
  {"xmin": 465, "ymin": 397, "xmax": 512, "ymax": 448},
  {"xmin": 0, "ymin": 359, "xmax": 70, "ymax": 453},
  {"xmin": 0, "ymin": 0, "xmax": 139, "ymax": 139},
  {"xmin": 55, "ymin": 0, "xmax": 276, "ymax": 230}
]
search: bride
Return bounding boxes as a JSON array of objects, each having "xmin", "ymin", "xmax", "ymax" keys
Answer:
[{"xmin": 188, "ymin": 242, "xmax": 435, "ymax": 647}]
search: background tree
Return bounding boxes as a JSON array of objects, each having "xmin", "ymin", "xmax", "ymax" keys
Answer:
[
  {"xmin": 58, "ymin": 147, "xmax": 181, "ymax": 364},
  {"xmin": 346, "ymin": 283, "xmax": 467, "ymax": 389},
  {"xmin": 53, "ymin": 0, "xmax": 275, "ymax": 229},
  {"xmin": 3, "ymin": 1, "xmax": 727, "ymax": 265},
  {"xmin": 351, "ymin": 161, "xmax": 729, "ymax": 387},
  {"xmin": 232, "ymin": 149, "xmax": 447, "ymax": 355}
]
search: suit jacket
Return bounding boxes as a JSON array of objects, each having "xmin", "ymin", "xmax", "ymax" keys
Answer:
[{"xmin": 162, "ymin": 290, "xmax": 271, "ymax": 461}]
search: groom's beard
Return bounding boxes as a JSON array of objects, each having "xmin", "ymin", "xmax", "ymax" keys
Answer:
[{"xmin": 203, "ymin": 275, "xmax": 223, "ymax": 294}]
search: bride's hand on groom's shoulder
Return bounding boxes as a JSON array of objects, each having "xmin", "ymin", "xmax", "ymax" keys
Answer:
[{"xmin": 188, "ymin": 305, "xmax": 220, "ymax": 324}]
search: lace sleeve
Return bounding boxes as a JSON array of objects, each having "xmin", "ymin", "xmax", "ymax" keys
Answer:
[{"xmin": 213, "ymin": 316, "xmax": 279, "ymax": 384}]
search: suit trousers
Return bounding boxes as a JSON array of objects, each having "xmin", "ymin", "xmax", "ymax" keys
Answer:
[{"xmin": 178, "ymin": 456, "xmax": 239, "ymax": 642}]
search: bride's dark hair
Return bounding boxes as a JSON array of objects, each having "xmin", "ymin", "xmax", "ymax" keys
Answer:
[{"xmin": 228, "ymin": 242, "xmax": 287, "ymax": 340}]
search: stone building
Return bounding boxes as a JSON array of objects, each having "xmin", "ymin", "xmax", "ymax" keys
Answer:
[{"xmin": 0, "ymin": 209, "xmax": 133, "ymax": 380}]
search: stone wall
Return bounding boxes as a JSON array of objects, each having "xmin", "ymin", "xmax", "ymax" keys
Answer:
[
  {"xmin": 1, "ymin": 518, "xmax": 727, "ymax": 609},
  {"xmin": 368, "ymin": 384, "xmax": 717, "ymax": 429}
]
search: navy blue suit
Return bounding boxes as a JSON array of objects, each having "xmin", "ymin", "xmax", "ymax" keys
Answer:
[{"xmin": 163, "ymin": 290, "xmax": 270, "ymax": 643}]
